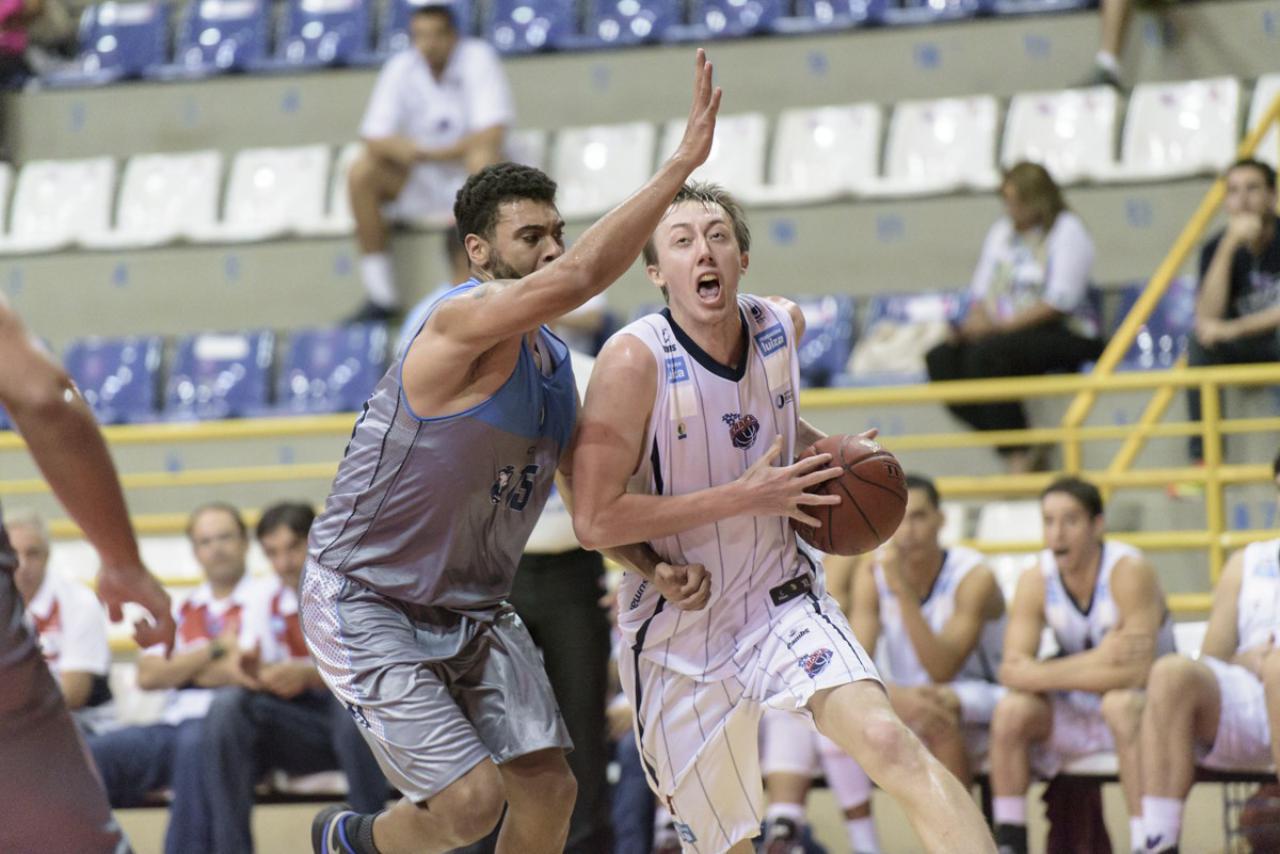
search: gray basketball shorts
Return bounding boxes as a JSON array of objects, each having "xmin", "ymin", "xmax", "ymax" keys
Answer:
[{"xmin": 300, "ymin": 559, "xmax": 572, "ymax": 802}]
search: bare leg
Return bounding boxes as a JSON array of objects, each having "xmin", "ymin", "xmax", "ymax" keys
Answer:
[
  {"xmin": 811, "ymin": 681, "xmax": 995, "ymax": 853},
  {"xmin": 348, "ymin": 151, "xmax": 409, "ymax": 256},
  {"xmin": 372, "ymin": 759, "xmax": 506, "ymax": 854},
  {"xmin": 1139, "ymin": 656, "xmax": 1220, "ymax": 800},
  {"xmin": 1101, "ymin": 688, "xmax": 1146, "ymax": 818},
  {"xmin": 764, "ymin": 771, "xmax": 812, "ymax": 807},
  {"xmin": 1262, "ymin": 651, "xmax": 1280, "ymax": 771},
  {"xmin": 989, "ymin": 691, "xmax": 1053, "ymax": 801},
  {"xmin": 493, "ymin": 748, "xmax": 578, "ymax": 854},
  {"xmin": 890, "ymin": 685, "xmax": 972, "ymax": 787},
  {"xmin": 1099, "ymin": 0, "xmax": 1134, "ymax": 59}
]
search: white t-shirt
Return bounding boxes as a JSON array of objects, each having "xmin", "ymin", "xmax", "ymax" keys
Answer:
[
  {"xmin": 968, "ymin": 211, "xmax": 1098, "ymax": 338},
  {"xmin": 360, "ymin": 40, "xmax": 514, "ymax": 219},
  {"xmin": 27, "ymin": 570, "xmax": 111, "ymax": 679},
  {"xmin": 241, "ymin": 575, "xmax": 311, "ymax": 666}
]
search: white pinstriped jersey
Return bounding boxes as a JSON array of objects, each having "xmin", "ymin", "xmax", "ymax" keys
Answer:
[
  {"xmin": 873, "ymin": 546, "xmax": 1003, "ymax": 686},
  {"xmin": 1236, "ymin": 539, "xmax": 1280, "ymax": 651},
  {"xmin": 616, "ymin": 296, "xmax": 821, "ymax": 681}
]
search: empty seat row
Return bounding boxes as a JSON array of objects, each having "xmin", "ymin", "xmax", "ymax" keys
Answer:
[
  {"xmin": 40, "ymin": 0, "xmax": 1093, "ymax": 87},
  {"xmin": 4, "ymin": 74, "xmax": 1276, "ymax": 254}
]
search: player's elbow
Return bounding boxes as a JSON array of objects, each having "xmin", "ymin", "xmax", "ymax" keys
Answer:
[
  {"xmin": 572, "ymin": 506, "xmax": 617, "ymax": 552},
  {"xmin": 924, "ymin": 658, "xmax": 962, "ymax": 685},
  {"xmin": 4, "ymin": 367, "xmax": 78, "ymax": 423}
]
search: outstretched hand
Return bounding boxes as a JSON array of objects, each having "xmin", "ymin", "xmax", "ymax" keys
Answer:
[
  {"xmin": 671, "ymin": 49, "xmax": 723, "ymax": 172},
  {"xmin": 98, "ymin": 563, "xmax": 177, "ymax": 654}
]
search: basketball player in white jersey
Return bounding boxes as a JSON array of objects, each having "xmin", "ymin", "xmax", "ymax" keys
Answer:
[
  {"xmin": 1132, "ymin": 451, "xmax": 1280, "ymax": 854},
  {"xmin": 0, "ymin": 298, "xmax": 175, "ymax": 854},
  {"xmin": 990, "ymin": 477, "xmax": 1174, "ymax": 854},
  {"xmin": 569, "ymin": 182, "xmax": 995, "ymax": 853}
]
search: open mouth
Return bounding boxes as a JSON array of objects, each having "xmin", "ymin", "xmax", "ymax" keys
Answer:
[{"xmin": 696, "ymin": 273, "xmax": 721, "ymax": 303}]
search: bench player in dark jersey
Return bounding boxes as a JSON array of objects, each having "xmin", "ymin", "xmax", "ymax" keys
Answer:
[{"xmin": 0, "ymin": 298, "xmax": 175, "ymax": 854}]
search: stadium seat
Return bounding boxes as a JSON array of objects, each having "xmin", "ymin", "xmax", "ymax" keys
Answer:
[
  {"xmin": 658, "ymin": 112, "xmax": 768, "ymax": 197},
  {"xmin": 486, "ymin": 0, "xmax": 576, "ymax": 54},
  {"xmin": 846, "ymin": 290, "xmax": 968, "ymax": 385},
  {"xmin": 147, "ymin": 0, "xmax": 271, "ymax": 79},
  {"xmin": 81, "ymin": 150, "xmax": 223, "ymax": 249},
  {"xmin": 744, "ymin": 103, "xmax": 881, "ymax": 205},
  {"xmin": 507, "ymin": 128, "xmax": 549, "ymax": 171},
  {"xmin": 165, "ymin": 330, "xmax": 275, "ymax": 420},
  {"xmin": 195, "ymin": 145, "xmax": 331, "ymax": 242},
  {"xmin": 0, "ymin": 157, "xmax": 116, "ymax": 254},
  {"xmin": 575, "ymin": 0, "xmax": 678, "ymax": 46},
  {"xmin": 1001, "ymin": 86, "xmax": 1119, "ymax": 185},
  {"xmin": 378, "ymin": 0, "xmax": 474, "ymax": 55},
  {"xmin": 42, "ymin": 1, "xmax": 170, "ymax": 88},
  {"xmin": 277, "ymin": 323, "xmax": 389, "ymax": 414},
  {"xmin": 772, "ymin": 0, "xmax": 884, "ymax": 34},
  {"xmin": 975, "ymin": 500, "xmax": 1041, "ymax": 600},
  {"xmin": 64, "ymin": 336, "xmax": 164, "ymax": 425},
  {"xmin": 988, "ymin": 0, "xmax": 1088, "ymax": 15},
  {"xmin": 1107, "ymin": 77, "xmax": 1241, "ymax": 182},
  {"xmin": 1247, "ymin": 73, "xmax": 1280, "ymax": 169},
  {"xmin": 553, "ymin": 122, "xmax": 657, "ymax": 219},
  {"xmin": 254, "ymin": 0, "xmax": 372, "ymax": 70},
  {"xmin": 795, "ymin": 295, "xmax": 856, "ymax": 388},
  {"xmin": 882, "ymin": 0, "xmax": 987, "ymax": 26},
  {"xmin": 864, "ymin": 96, "xmax": 1000, "ymax": 197},
  {"xmin": 1112, "ymin": 275, "xmax": 1197, "ymax": 372},
  {"xmin": 296, "ymin": 142, "xmax": 361, "ymax": 237},
  {"xmin": 665, "ymin": 0, "xmax": 783, "ymax": 40},
  {"xmin": 1173, "ymin": 620, "xmax": 1207, "ymax": 657}
]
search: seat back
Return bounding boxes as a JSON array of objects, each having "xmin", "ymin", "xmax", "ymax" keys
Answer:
[
  {"xmin": 1247, "ymin": 73, "xmax": 1280, "ymax": 169},
  {"xmin": 64, "ymin": 336, "xmax": 164, "ymax": 424},
  {"xmin": 1113, "ymin": 275, "xmax": 1197, "ymax": 371},
  {"xmin": 276, "ymin": 0, "xmax": 371, "ymax": 64},
  {"xmin": 173, "ymin": 0, "xmax": 270, "ymax": 72},
  {"xmin": 553, "ymin": 121, "xmax": 656, "ymax": 218},
  {"xmin": 689, "ymin": 0, "xmax": 782, "ymax": 36},
  {"xmin": 76, "ymin": 1, "xmax": 170, "ymax": 77},
  {"xmin": 1002, "ymin": 86, "xmax": 1119, "ymax": 184},
  {"xmin": 165, "ymin": 330, "xmax": 275, "ymax": 419},
  {"xmin": 583, "ymin": 0, "xmax": 677, "ymax": 44},
  {"xmin": 277, "ymin": 323, "xmax": 390, "ymax": 414},
  {"xmin": 1120, "ymin": 77, "xmax": 1241, "ymax": 178},
  {"xmin": 486, "ymin": 0, "xmax": 576, "ymax": 54},
  {"xmin": 795, "ymin": 295, "xmax": 856, "ymax": 388},
  {"xmin": 883, "ymin": 95, "xmax": 999, "ymax": 191},
  {"xmin": 221, "ymin": 145, "xmax": 331, "ymax": 235},
  {"xmin": 115, "ymin": 150, "xmax": 222, "ymax": 243},
  {"xmin": 9, "ymin": 157, "xmax": 116, "ymax": 247},
  {"xmin": 659, "ymin": 112, "xmax": 768, "ymax": 195},
  {"xmin": 770, "ymin": 103, "xmax": 881, "ymax": 195}
]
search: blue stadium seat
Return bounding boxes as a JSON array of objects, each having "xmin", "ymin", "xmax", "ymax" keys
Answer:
[
  {"xmin": 486, "ymin": 0, "xmax": 576, "ymax": 54},
  {"xmin": 1112, "ymin": 276, "xmax": 1197, "ymax": 372},
  {"xmin": 795, "ymin": 295, "xmax": 857, "ymax": 388},
  {"xmin": 574, "ymin": 0, "xmax": 679, "ymax": 47},
  {"xmin": 665, "ymin": 0, "xmax": 783, "ymax": 40},
  {"xmin": 277, "ymin": 323, "xmax": 389, "ymax": 414},
  {"xmin": 255, "ymin": 0, "xmax": 372, "ymax": 70},
  {"xmin": 378, "ymin": 0, "xmax": 474, "ymax": 54},
  {"xmin": 989, "ymin": 0, "xmax": 1090, "ymax": 15},
  {"xmin": 42, "ymin": 1, "xmax": 170, "ymax": 88},
  {"xmin": 774, "ymin": 0, "xmax": 884, "ymax": 33},
  {"xmin": 147, "ymin": 0, "xmax": 270, "ymax": 79},
  {"xmin": 64, "ymin": 336, "xmax": 163, "ymax": 424},
  {"xmin": 882, "ymin": 0, "xmax": 990, "ymax": 26},
  {"xmin": 845, "ymin": 290, "xmax": 969, "ymax": 386},
  {"xmin": 165, "ymin": 331, "xmax": 275, "ymax": 420}
]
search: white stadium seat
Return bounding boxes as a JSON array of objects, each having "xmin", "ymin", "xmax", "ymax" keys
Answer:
[
  {"xmin": 507, "ymin": 128, "xmax": 549, "ymax": 171},
  {"xmin": 659, "ymin": 112, "xmax": 769, "ymax": 197},
  {"xmin": 1107, "ymin": 76, "xmax": 1241, "ymax": 182},
  {"xmin": 1247, "ymin": 73, "xmax": 1280, "ymax": 169},
  {"xmin": 1173, "ymin": 620, "xmax": 1207, "ymax": 657},
  {"xmin": 0, "ymin": 162, "xmax": 11, "ymax": 237},
  {"xmin": 744, "ymin": 103, "xmax": 882, "ymax": 205},
  {"xmin": 82, "ymin": 150, "xmax": 224, "ymax": 249},
  {"xmin": 0, "ymin": 157, "xmax": 116, "ymax": 253},
  {"xmin": 553, "ymin": 121, "xmax": 656, "ymax": 219},
  {"xmin": 193, "ymin": 144, "xmax": 331, "ymax": 242},
  {"xmin": 296, "ymin": 141, "xmax": 362, "ymax": 238},
  {"xmin": 1001, "ymin": 86, "xmax": 1120, "ymax": 185},
  {"xmin": 864, "ymin": 95, "xmax": 1000, "ymax": 198}
]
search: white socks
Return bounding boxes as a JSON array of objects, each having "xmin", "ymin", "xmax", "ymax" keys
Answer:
[
  {"xmin": 993, "ymin": 795, "xmax": 1027, "ymax": 826},
  {"xmin": 1095, "ymin": 50, "xmax": 1121, "ymax": 76},
  {"xmin": 1130, "ymin": 816, "xmax": 1145, "ymax": 852},
  {"xmin": 826, "ymin": 753, "xmax": 873, "ymax": 811},
  {"xmin": 764, "ymin": 801, "xmax": 805, "ymax": 825},
  {"xmin": 846, "ymin": 816, "xmax": 881, "ymax": 854},
  {"xmin": 1140, "ymin": 796, "xmax": 1183, "ymax": 852},
  {"xmin": 359, "ymin": 253, "xmax": 399, "ymax": 309}
]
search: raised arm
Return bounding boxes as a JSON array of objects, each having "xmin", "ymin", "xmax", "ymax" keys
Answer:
[{"xmin": 0, "ymin": 301, "xmax": 173, "ymax": 651}]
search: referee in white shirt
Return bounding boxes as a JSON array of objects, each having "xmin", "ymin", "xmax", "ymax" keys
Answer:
[{"xmin": 347, "ymin": 0, "xmax": 513, "ymax": 322}]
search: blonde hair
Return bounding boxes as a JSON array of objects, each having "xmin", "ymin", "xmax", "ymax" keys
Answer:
[{"xmin": 1001, "ymin": 162, "xmax": 1067, "ymax": 229}]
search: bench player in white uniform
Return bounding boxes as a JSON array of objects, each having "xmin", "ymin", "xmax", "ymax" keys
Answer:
[
  {"xmin": 990, "ymin": 477, "xmax": 1174, "ymax": 854},
  {"xmin": 570, "ymin": 182, "xmax": 995, "ymax": 853},
  {"xmin": 1135, "ymin": 451, "xmax": 1280, "ymax": 854}
]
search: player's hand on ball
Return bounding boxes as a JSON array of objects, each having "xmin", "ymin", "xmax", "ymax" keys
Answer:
[
  {"xmin": 737, "ymin": 435, "xmax": 843, "ymax": 527},
  {"xmin": 655, "ymin": 561, "xmax": 711, "ymax": 611}
]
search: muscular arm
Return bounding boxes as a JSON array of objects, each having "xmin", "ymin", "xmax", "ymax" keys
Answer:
[
  {"xmin": 137, "ymin": 646, "xmax": 220, "ymax": 691},
  {"xmin": 1196, "ymin": 234, "xmax": 1242, "ymax": 323},
  {"xmin": 849, "ymin": 557, "xmax": 881, "ymax": 652},
  {"xmin": 899, "ymin": 565, "xmax": 1003, "ymax": 684},
  {"xmin": 999, "ymin": 570, "xmax": 1046, "ymax": 675},
  {"xmin": 1201, "ymin": 550, "xmax": 1244, "ymax": 663},
  {"xmin": 1221, "ymin": 305, "xmax": 1280, "ymax": 339}
]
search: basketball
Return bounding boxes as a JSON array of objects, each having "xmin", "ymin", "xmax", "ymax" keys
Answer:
[
  {"xmin": 1240, "ymin": 784, "xmax": 1280, "ymax": 852},
  {"xmin": 791, "ymin": 434, "xmax": 908, "ymax": 556}
]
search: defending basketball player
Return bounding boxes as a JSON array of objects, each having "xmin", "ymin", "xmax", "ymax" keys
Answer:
[
  {"xmin": 989, "ymin": 477, "xmax": 1174, "ymax": 854},
  {"xmin": 303, "ymin": 51, "xmax": 722, "ymax": 854},
  {"xmin": 569, "ymin": 182, "xmax": 996, "ymax": 853},
  {"xmin": 1130, "ymin": 452, "xmax": 1280, "ymax": 854},
  {"xmin": 0, "ymin": 297, "xmax": 176, "ymax": 854}
]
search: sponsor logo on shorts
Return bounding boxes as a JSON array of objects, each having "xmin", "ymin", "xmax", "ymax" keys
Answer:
[
  {"xmin": 629, "ymin": 581, "xmax": 648, "ymax": 610},
  {"xmin": 666, "ymin": 356, "xmax": 690, "ymax": 384},
  {"xmin": 722, "ymin": 412, "xmax": 760, "ymax": 450},
  {"xmin": 674, "ymin": 821, "xmax": 698, "ymax": 844},
  {"xmin": 754, "ymin": 323, "xmax": 786, "ymax": 357},
  {"xmin": 784, "ymin": 627, "xmax": 810, "ymax": 650},
  {"xmin": 800, "ymin": 648, "xmax": 834, "ymax": 678},
  {"xmin": 347, "ymin": 702, "xmax": 372, "ymax": 730}
]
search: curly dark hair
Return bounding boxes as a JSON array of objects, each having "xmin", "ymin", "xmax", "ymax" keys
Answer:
[{"xmin": 453, "ymin": 162, "xmax": 558, "ymax": 242}]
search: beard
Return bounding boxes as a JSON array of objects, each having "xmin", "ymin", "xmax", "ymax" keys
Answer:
[{"xmin": 486, "ymin": 248, "xmax": 535, "ymax": 281}]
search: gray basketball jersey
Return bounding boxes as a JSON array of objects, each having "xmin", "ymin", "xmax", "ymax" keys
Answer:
[{"xmin": 308, "ymin": 280, "xmax": 577, "ymax": 613}]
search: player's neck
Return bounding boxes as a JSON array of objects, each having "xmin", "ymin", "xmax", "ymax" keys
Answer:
[
  {"xmin": 1059, "ymin": 542, "xmax": 1103, "ymax": 595},
  {"xmin": 669, "ymin": 306, "xmax": 745, "ymax": 370}
]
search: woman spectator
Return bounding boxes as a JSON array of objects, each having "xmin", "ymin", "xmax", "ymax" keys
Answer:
[
  {"xmin": 926, "ymin": 162, "xmax": 1104, "ymax": 474},
  {"xmin": 0, "ymin": 0, "xmax": 43, "ymax": 87}
]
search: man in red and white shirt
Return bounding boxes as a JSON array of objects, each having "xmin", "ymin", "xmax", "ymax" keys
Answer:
[
  {"xmin": 86, "ymin": 502, "xmax": 264, "ymax": 854},
  {"xmin": 203, "ymin": 502, "xmax": 388, "ymax": 854},
  {"xmin": 9, "ymin": 509, "xmax": 115, "ymax": 733}
]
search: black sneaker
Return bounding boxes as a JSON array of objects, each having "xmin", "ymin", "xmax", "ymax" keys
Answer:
[
  {"xmin": 312, "ymin": 804, "xmax": 358, "ymax": 854},
  {"xmin": 344, "ymin": 301, "xmax": 400, "ymax": 325},
  {"xmin": 762, "ymin": 817, "xmax": 805, "ymax": 854}
]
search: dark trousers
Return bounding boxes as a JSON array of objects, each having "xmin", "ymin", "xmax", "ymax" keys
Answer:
[
  {"xmin": 202, "ymin": 686, "xmax": 389, "ymax": 854},
  {"xmin": 925, "ymin": 323, "xmax": 1104, "ymax": 454},
  {"xmin": 451, "ymin": 548, "xmax": 614, "ymax": 854},
  {"xmin": 1185, "ymin": 332, "xmax": 1280, "ymax": 460},
  {"xmin": 610, "ymin": 731, "xmax": 654, "ymax": 854},
  {"xmin": 88, "ymin": 719, "xmax": 211, "ymax": 854}
]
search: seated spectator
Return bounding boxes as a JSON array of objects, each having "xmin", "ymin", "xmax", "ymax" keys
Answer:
[
  {"xmin": 1185, "ymin": 158, "xmax": 1280, "ymax": 463},
  {"xmin": 346, "ymin": 0, "xmax": 511, "ymax": 322},
  {"xmin": 926, "ymin": 162, "xmax": 1104, "ymax": 474},
  {"xmin": 1124, "ymin": 450, "xmax": 1280, "ymax": 854},
  {"xmin": 989, "ymin": 478, "xmax": 1173, "ymax": 854},
  {"xmin": 87, "ymin": 502, "xmax": 263, "ymax": 854},
  {"xmin": 9, "ymin": 508, "xmax": 115, "ymax": 733},
  {"xmin": 0, "ymin": 0, "xmax": 41, "ymax": 87},
  {"xmin": 203, "ymin": 501, "xmax": 389, "ymax": 854}
]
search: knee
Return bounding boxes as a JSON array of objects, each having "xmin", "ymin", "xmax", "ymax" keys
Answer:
[
  {"xmin": 347, "ymin": 152, "xmax": 379, "ymax": 194},
  {"xmin": 860, "ymin": 713, "xmax": 926, "ymax": 774},
  {"xmin": 430, "ymin": 763, "xmax": 506, "ymax": 844},
  {"xmin": 204, "ymin": 686, "xmax": 252, "ymax": 728},
  {"xmin": 1147, "ymin": 654, "xmax": 1199, "ymax": 705},
  {"xmin": 990, "ymin": 692, "xmax": 1043, "ymax": 747},
  {"xmin": 1260, "ymin": 650, "xmax": 1280, "ymax": 689},
  {"xmin": 1100, "ymin": 689, "xmax": 1144, "ymax": 740}
]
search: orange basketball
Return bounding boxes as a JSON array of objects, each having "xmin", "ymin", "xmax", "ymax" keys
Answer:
[{"xmin": 791, "ymin": 434, "xmax": 907, "ymax": 556}]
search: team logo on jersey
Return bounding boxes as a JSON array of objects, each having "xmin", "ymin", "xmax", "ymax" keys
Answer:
[
  {"xmin": 665, "ymin": 356, "xmax": 690, "ymax": 384},
  {"xmin": 776, "ymin": 389, "xmax": 794, "ymax": 409},
  {"xmin": 676, "ymin": 421, "xmax": 688, "ymax": 440},
  {"xmin": 490, "ymin": 465, "xmax": 516, "ymax": 504},
  {"xmin": 722, "ymin": 412, "xmax": 760, "ymax": 449},
  {"xmin": 673, "ymin": 822, "xmax": 698, "ymax": 844},
  {"xmin": 748, "ymin": 301, "xmax": 765, "ymax": 322},
  {"xmin": 754, "ymin": 323, "xmax": 787, "ymax": 357},
  {"xmin": 800, "ymin": 648, "xmax": 834, "ymax": 678}
]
